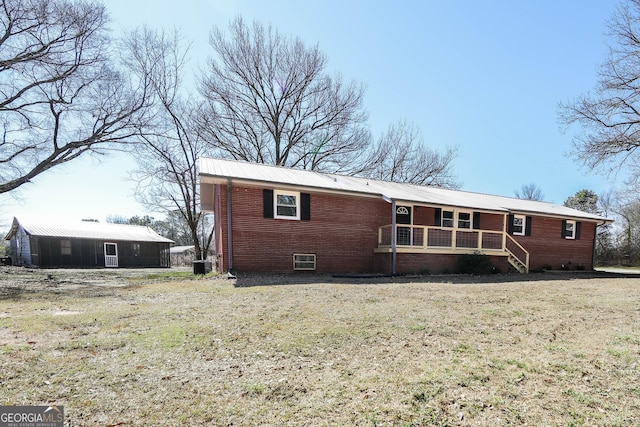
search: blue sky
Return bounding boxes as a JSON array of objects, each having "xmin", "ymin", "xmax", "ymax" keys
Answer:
[{"xmin": 0, "ymin": 0, "xmax": 621, "ymax": 229}]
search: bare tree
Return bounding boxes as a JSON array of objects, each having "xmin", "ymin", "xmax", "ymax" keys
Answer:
[
  {"xmin": 602, "ymin": 190, "xmax": 640, "ymax": 265},
  {"xmin": 123, "ymin": 27, "xmax": 213, "ymax": 260},
  {"xmin": 515, "ymin": 183, "xmax": 544, "ymax": 201},
  {"xmin": 559, "ymin": 0, "xmax": 640, "ymax": 183},
  {"xmin": 356, "ymin": 120, "xmax": 460, "ymax": 188},
  {"xmin": 197, "ymin": 17, "xmax": 370, "ymax": 173},
  {"xmin": 0, "ymin": 0, "xmax": 151, "ymax": 194},
  {"xmin": 155, "ymin": 210, "xmax": 195, "ymax": 246},
  {"xmin": 595, "ymin": 189, "xmax": 618, "ymax": 264}
]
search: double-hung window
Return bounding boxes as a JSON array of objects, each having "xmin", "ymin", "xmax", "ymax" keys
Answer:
[
  {"xmin": 442, "ymin": 210, "xmax": 454, "ymax": 227},
  {"xmin": 274, "ymin": 190, "xmax": 300, "ymax": 220},
  {"xmin": 264, "ymin": 189, "xmax": 310, "ymax": 220},
  {"xmin": 457, "ymin": 211, "xmax": 472, "ymax": 229},
  {"xmin": 564, "ymin": 220, "xmax": 576, "ymax": 239},
  {"xmin": 512, "ymin": 215, "xmax": 525, "ymax": 236}
]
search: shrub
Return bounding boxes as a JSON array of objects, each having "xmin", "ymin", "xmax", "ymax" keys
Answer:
[{"xmin": 457, "ymin": 252, "xmax": 494, "ymax": 275}]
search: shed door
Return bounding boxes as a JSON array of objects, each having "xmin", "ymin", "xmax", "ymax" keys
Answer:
[{"xmin": 104, "ymin": 243, "xmax": 118, "ymax": 267}]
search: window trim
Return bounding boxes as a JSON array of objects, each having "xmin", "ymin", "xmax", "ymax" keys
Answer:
[
  {"xmin": 105, "ymin": 242, "xmax": 118, "ymax": 256},
  {"xmin": 293, "ymin": 253, "xmax": 316, "ymax": 270},
  {"xmin": 457, "ymin": 210, "xmax": 472, "ymax": 229},
  {"xmin": 441, "ymin": 209, "xmax": 454, "ymax": 228},
  {"xmin": 512, "ymin": 214, "xmax": 526, "ymax": 236},
  {"xmin": 564, "ymin": 220, "xmax": 576, "ymax": 240},
  {"xmin": 274, "ymin": 190, "xmax": 300, "ymax": 220}
]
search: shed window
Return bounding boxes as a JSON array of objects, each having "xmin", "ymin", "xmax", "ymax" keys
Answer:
[
  {"xmin": 293, "ymin": 254, "xmax": 316, "ymax": 270},
  {"xmin": 132, "ymin": 243, "xmax": 141, "ymax": 256},
  {"xmin": 60, "ymin": 240, "xmax": 71, "ymax": 255}
]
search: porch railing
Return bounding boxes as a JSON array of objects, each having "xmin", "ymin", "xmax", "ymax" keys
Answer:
[
  {"xmin": 378, "ymin": 224, "xmax": 529, "ymax": 272},
  {"xmin": 505, "ymin": 234, "xmax": 529, "ymax": 273}
]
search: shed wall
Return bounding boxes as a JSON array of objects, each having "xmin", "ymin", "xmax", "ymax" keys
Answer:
[
  {"xmin": 29, "ymin": 237, "xmax": 170, "ymax": 268},
  {"xmin": 8, "ymin": 226, "xmax": 32, "ymax": 266}
]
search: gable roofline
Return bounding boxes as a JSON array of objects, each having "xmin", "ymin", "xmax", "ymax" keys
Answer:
[
  {"xmin": 4, "ymin": 217, "xmax": 174, "ymax": 243},
  {"xmin": 199, "ymin": 157, "xmax": 612, "ymax": 224}
]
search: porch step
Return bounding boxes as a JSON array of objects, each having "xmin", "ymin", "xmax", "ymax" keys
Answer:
[{"xmin": 508, "ymin": 254, "xmax": 528, "ymax": 274}]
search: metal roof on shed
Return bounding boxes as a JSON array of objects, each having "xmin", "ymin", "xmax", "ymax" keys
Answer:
[
  {"xmin": 199, "ymin": 157, "xmax": 611, "ymax": 223},
  {"xmin": 5, "ymin": 217, "xmax": 174, "ymax": 243}
]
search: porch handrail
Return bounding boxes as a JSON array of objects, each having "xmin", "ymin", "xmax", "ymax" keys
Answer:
[
  {"xmin": 378, "ymin": 224, "xmax": 530, "ymax": 272},
  {"xmin": 504, "ymin": 234, "xmax": 529, "ymax": 272},
  {"xmin": 378, "ymin": 224, "xmax": 503, "ymax": 250}
]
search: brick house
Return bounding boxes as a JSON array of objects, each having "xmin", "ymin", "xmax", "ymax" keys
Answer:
[{"xmin": 199, "ymin": 158, "xmax": 611, "ymax": 275}]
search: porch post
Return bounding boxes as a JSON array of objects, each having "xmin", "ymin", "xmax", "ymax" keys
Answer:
[
  {"xmin": 391, "ymin": 199, "xmax": 397, "ymax": 275},
  {"xmin": 502, "ymin": 214, "xmax": 508, "ymax": 250}
]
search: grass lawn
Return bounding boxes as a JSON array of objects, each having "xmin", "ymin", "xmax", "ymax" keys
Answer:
[{"xmin": 1, "ymin": 270, "xmax": 640, "ymax": 426}]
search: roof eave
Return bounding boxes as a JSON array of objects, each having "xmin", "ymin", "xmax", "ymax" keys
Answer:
[{"xmin": 200, "ymin": 174, "xmax": 384, "ymax": 200}]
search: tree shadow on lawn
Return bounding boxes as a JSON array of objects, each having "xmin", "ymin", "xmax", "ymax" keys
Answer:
[{"xmin": 232, "ymin": 269, "xmax": 640, "ymax": 287}]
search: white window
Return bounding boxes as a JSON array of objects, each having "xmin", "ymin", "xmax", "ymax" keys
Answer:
[
  {"xmin": 512, "ymin": 215, "xmax": 525, "ymax": 236},
  {"xmin": 442, "ymin": 210, "xmax": 454, "ymax": 227},
  {"xmin": 458, "ymin": 211, "xmax": 472, "ymax": 229},
  {"xmin": 274, "ymin": 190, "xmax": 300, "ymax": 220},
  {"xmin": 132, "ymin": 243, "xmax": 141, "ymax": 257},
  {"xmin": 565, "ymin": 220, "xmax": 576, "ymax": 239},
  {"xmin": 293, "ymin": 254, "xmax": 316, "ymax": 270},
  {"xmin": 60, "ymin": 240, "xmax": 72, "ymax": 255},
  {"xmin": 105, "ymin": 243, "xmax": 117, "ymax": 256}
]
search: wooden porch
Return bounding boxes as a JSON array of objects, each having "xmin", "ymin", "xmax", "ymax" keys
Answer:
[{"xmin": 375, "ymin": 224, "xmax": 529, "ymax": 273}]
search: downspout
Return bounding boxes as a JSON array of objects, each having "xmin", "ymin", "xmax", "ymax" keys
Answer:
[
  {"xmin": 213, "ymin": 184, "xmax": 223, "ymax": 273},
  {"xmin": 226, "ymin": 179, "xmax": 233, "ymax": 272},
  {"xmin": 592, "ymin": 224, "xmax": 597, "ymax": 271},
  {"xmin": 391, "ymin": 199, "xmax": 397, "ymax": 275},
  {"xmin": 592, "ymin": 220, "xmax": 606, "ymax": 270}
]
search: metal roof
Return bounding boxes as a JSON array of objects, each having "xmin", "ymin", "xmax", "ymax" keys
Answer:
[
  {"xmin": 5, "ymin": 217, "xmax": 174, "ymax": 243},
  {"xmin": 199, "ymin": 157, "xmax": 611, "ymax": 223},
  {"xmin": 169, "ymin": 245, "xmax": 195, "ymax": 254}
]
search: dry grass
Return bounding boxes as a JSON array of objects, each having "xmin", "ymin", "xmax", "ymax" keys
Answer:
[{"xmin": 1, "ymin": 268, "xmax": 640, "ymax": 426}]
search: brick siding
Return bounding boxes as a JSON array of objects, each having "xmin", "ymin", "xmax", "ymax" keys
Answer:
[
  {"xmin": 218, "ymin": 184, "xmax": 390, "ymax": 273},
  {"xmin": 375, "ymin": 252, "xmax": 509, "ymax": 275},
  {"xmin": 214, "ymin": 184, "xmax": 598, "ymax": 274},
  {"xmin": 512, "ymin": 216, "xmax": 596, "ymax": 271}
]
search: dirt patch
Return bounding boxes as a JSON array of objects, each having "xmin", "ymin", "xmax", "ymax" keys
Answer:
[{"xmin": 0, "ymin": 266, "xmax": 197, "ymax": 298}]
